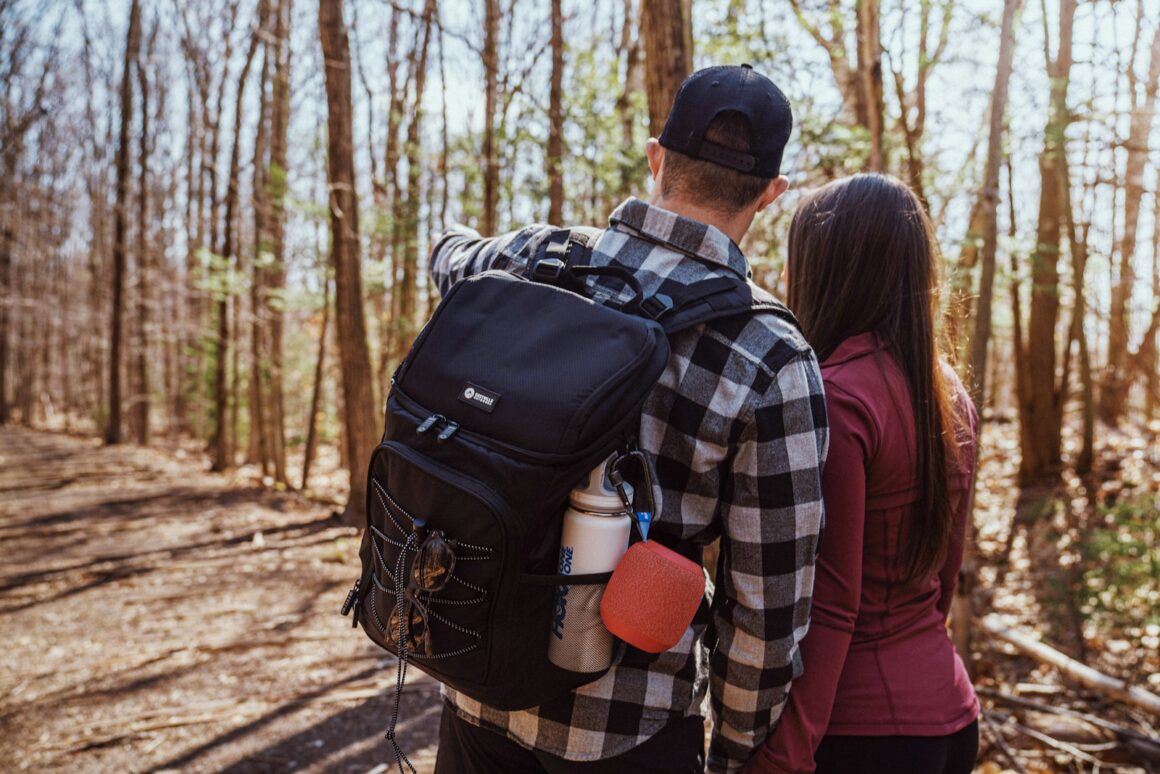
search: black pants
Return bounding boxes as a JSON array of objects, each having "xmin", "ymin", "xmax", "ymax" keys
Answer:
[
  {"xmin": 434, "ymin": 702, "xmax": 705, "ymax": 774},
  {"xmin": 814, "ymin": 720, "xmax": 979, "ymax": 774}
]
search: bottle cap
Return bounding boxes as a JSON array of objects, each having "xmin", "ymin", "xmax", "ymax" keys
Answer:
[{"xmin": 569, "ymin": 454, "xmax": 630, "ymax": 514}]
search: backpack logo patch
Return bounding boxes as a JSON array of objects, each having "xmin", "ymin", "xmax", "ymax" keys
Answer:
[{"xmin": 459, "ymin": 382, "xmax": 500, "ymax": 413}]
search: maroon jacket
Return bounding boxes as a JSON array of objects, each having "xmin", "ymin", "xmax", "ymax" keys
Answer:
[{"xmin": 745, "ymin": 333, "xmax": 979, "ymax": 773}]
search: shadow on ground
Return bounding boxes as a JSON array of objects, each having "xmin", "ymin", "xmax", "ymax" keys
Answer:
[{"xmin": 0, "ymin": 427, "xmax": 440, "ymax": 773}]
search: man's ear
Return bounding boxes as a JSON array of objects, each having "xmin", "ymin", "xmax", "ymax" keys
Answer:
[
  {"xmin": 755, "ymin": 175, "xmax": 789, "ymax": 213},
  {"xmin": 645, "ymin": 138, "xmax": 664, "ymax": 181}
]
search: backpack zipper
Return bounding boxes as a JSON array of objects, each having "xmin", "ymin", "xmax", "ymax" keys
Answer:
[
  {"xmin": 417, "ymin": 414, "xmax": 445, "ymax": 434},
  {"xmin": 341, "ymin": 578, "xmax": 360, "ymax": 616},
  {"xmin": 394, "ymin": 388, "xmax": 630, "ymax": 464},
  {"xmin": 416, "ymin": 412, "xmax": 460, "ymax": 442}
]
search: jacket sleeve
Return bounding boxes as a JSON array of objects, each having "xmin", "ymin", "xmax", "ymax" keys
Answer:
[
  {"xmin": 742, "ymin": 381, "xmax": 877, "ymax": 774},
  {"xmin": 707, "ymin": 351, "xmax": 828, "ymax": 773},
  {"xmin": 428, "ymin": 223, "xmax": 555, "ymax": 295}
]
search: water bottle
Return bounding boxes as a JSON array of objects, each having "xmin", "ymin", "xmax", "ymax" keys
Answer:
[{"xmin": 547, "ymin": 456, "xmax": 632, "ymax": 672}]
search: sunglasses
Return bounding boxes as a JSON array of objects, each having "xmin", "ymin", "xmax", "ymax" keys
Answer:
[{"xmin": 387, "ymin": 529, "xmax": 458, "ymax": 657}]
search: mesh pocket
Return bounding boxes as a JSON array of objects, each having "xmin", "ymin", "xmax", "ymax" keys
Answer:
[
  {"xmin": 361, "ymin": 442, "xmax": 506, "ymax": 681},
  {"xmin": 547, "ymin": 582, "xmax": 615, "ymax": 673}
]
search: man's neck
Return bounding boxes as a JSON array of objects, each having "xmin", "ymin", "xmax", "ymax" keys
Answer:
[{"xmin": 647, "ymin": 192, "xmax": 753, "ymax": 246}]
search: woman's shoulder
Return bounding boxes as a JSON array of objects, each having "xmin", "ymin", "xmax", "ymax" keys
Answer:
[
  {"xmin": 821, "ymin": 335, "xmax": 904, "ymax": 415},
  {"xmin": 820, "ymin": 340, "xmax": 893, "ymax": 456}
]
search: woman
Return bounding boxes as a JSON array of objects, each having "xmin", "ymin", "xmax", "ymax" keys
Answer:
[{"xmin": 745, "ymin": 174, "xmax": 979, "ymax": 774}]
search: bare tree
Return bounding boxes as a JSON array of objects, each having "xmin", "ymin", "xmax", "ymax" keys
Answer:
[
  {"xmin": 614, "ymin": 0, "xmax": 643, "ymax": 199},
  {"xmin": 397, "ymin": 0, "xmax": 435, "ymax": 359},
  {"xmin": 889, "ymin": 0, "xmax": 954, "ymax": 207},
  {"xmin": 0, "ymin": 4, "xmax": 54, "ymax": 424},
  {"xmin": 131, "ymin": 17, "xmax": 156, "ymax": 445},
  {"xmin": 264, "ymin": 0, "xmax": 292, "ymax": 483},
  {"xmin": 210, "ymin": 5, "xmax": 263, "ymax": 471},
  {"xmin": 105, "ymin": 0, "xmax": 143, "ymax": 445},
  {"xmin": 856, "ymin": 0, "xmax": 885, "ymax": 170},
  {"xmin": 319, "ymin": 0, "xmax": 381, "ymax": 523},
  {"xmin": 963, "ymin": 0, "xmax": 1022, "ymax": 407},
  {"xmin": 481, "ymin": 0, "xmax": 500, "ymax": 234},
  {"xmin": 1102, "ymin": 17, "xmax": 1160, "ymax": 423},
  {"xmin": 1019, "ymin": 0, "xmax": 1076, "ymax": 480},
  {"xmin": 641, "ymin": 0, "xmax": 692, "ymax": 137},
  {"xmin": 366, "ymin": 4, "xmax": 403, "ymax": 390},
  {"xmin": 303, "ymin": 269, "xmax": 329, "ymax": 491},
  {"xmin": 547, "ymin": 0, "xmax": 564, "ymax": 223},
  {"xmin": 788, "ymin": 0, "xmax": 885, "ymax": 171},
  {"xmin": 249, "ymin": 0, "xmax": 274, "ymax": 470},
  {"xmin": 1060, "ymin": 154, "xmax": 1094, "ymax": 472},
  {"xmin": 1140, "ymin": 191, "xmax": 1160, "ymax": 421}
]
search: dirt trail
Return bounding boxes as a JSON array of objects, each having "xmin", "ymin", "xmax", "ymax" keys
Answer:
[
  {"xmin": 3, "ymin": 425, "xmax": 1156, "ymax": 773},
  {"xmin": 0, "ymin": 427, "xmax": 439, "ymax": 773}
]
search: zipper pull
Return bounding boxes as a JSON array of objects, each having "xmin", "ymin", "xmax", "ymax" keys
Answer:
[
  {"xmin": 417, "ymin": 414, "xmax": 443, "ymax": 434},
  {"xmin": 437, "ymin": 420, "xmax": 460, "ymax": 442},
  {"xmin": 341, "ymin": 578, "xmax": 360, "ymax": 617}
]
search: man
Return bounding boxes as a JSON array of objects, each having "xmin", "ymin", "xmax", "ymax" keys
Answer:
[{"xmin": 428, "ymin": 65, "xmax": 828, "ymax": 773}]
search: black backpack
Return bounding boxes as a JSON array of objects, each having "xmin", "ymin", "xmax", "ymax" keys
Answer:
[{"xmin": 341, "ymin": 228, "xmax": 799, "ymax": 754}]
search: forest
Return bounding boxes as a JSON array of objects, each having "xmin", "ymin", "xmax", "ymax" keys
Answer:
[{"xmin": 1, "ymin": 0, "xmax": 1158, "ymax": 771}]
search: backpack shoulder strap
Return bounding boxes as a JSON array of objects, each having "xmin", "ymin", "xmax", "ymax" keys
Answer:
[
  {"xmin": 526, "ymin": 227, "xmax": 800, "ymax": 337},
  {"xmin": 653, "ymin": 276, "xmax": 803, "ymax": 337}
]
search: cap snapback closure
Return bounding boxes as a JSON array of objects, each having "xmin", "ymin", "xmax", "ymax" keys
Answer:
[{"xmin": 695, "ymin": 140, "xmax": 757, "ymax": 172}]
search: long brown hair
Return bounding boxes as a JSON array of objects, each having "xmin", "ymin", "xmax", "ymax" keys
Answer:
[{"xmin": 785, "ymin": 173, "xmax": 963, "ymax": 583}]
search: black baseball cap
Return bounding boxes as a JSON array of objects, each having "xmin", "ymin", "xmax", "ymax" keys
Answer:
[{"xmin": 658, "ymin": 64, "xmax": 792, "ymax": 178}]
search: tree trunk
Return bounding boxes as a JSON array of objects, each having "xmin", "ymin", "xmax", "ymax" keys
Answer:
[
  {"xmin": 375, "ymin": 5, "xmax": 403, "ymax": 392},
  {"xmin": 210, "ymin": 14, "xmax": 262, "ymax": 471},
  {"xmin": 966, "ymin": 0, "xmax": 1021, "ymax": 409},
  {"xmin": 1101, "ymin": 22, "xmax": 1160, "ymax": 423},
  {"xmin": 641, "ymin": 0, "xmax": 693, "ymax": 138},
  {"xmin": 438, "ymin": 9, "xmax": 449, "ymax": 237},
  {"xmin": 105, "ymin": 0, "xmax": 142, "ymax": 445},
  {"xmin": 265, "ymin": 0, "xmax": 291, "ymax": 484},
  {"xmin": 250, "ymin": 0, "xmax": 274, "ymax": 473},
  {"xmin": 615, "ymin": 0, "xmax": 643, "ymax": 199},
  {"xmin": 0, "ymin": 211, "xmax": 13, "ymax": 426},
  {"xmin": 302, "ymin": 273, "xmax": 330, "ymax": 491},
  {"xmin": 1059, "ymin": 152, "xmax": 1094, "ymax": 472},
  {"xmin": 1007, "ymin": 156, "xmax": 1029, "ymax": 443},
  {"xmin": 547, "ymin": 0, "xmax": 564, "ymax": 224},
  {"xmin": 175, "ymin": 86, "xmax": 199, "ymax": 434},
  {"xmin": 481, "ymin": 0, "xmax": 500, "ymax": 234},
  {"xmin": 398, "ymin": 0, "xmax": 435, "ymax": 357},
  {"xmin": 185, "ymin": 2, "xmax": 241, "ymax": 443},
  {"xmin": 1141, "ymin": 193, "xmax": 1160, "ymax": 422},
  {"xmin": 319, "ymin": 0, "xmax": 381, "ymax": 524},
  {"xmin": 855, "ymin": 0, "xmax": 885, "ymax": 171},
  {"xmin": 1020, "ymin": 0, "xmax": 1075, "ymax": 481},
  {"xmin": 131, "ymin": 22, "xmax": 152, "ymax": 445}
]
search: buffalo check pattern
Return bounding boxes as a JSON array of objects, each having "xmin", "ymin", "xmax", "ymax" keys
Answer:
[{"xmin": 428, "ymin": 198, "xmax": 828, "ymax": 772}]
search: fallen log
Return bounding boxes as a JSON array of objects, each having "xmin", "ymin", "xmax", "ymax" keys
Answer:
[
  {"xmin": 981, "ymin": 616, "xmax": 1160, "ymax": 717},
  {"xmin": 978, "ymin": 688, "xmax": 1160, "ymax": 748}
]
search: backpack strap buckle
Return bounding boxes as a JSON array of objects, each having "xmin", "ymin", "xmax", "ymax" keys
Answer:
[
  {"xmin": 531, "ymin": 256, "xmax": 567, "ymax": 285},
  {"xmin": 637, "ymin": 293, "xmax": 674, "ymax": 320},
  {"xmin": 531, "ymin": 230, "xmax": 588, "ymax": 289}
]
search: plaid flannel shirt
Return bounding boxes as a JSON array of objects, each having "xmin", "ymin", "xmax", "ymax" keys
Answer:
[{"xmin": 428, "ymin": 198, "xmax": 828, "ymax": 772}]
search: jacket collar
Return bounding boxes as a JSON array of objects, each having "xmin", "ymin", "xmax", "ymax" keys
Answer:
[
  {"xmin": 607, "ymin": 198, "xmax": 751, "ymax": 279},
  {"xmin": 823, "ymin": 332, "xmax": 888, "ymax": 368}
]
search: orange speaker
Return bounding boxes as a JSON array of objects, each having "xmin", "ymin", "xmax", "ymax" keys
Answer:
[{"xmin": 600, "ymin": 540, "xmax": 704, "ymax": 653}]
